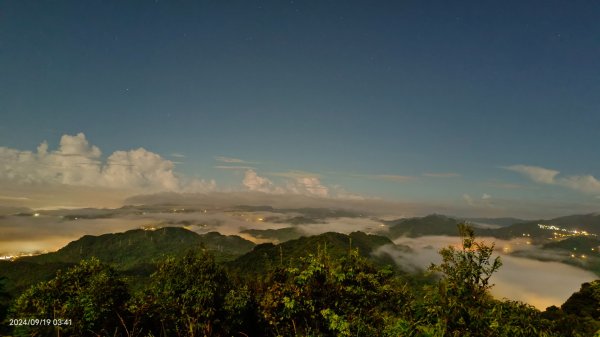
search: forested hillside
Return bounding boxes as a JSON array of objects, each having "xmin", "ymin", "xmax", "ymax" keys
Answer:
[{"xmin": 1, "ymin": 224, "xmax": 600, "ymax": 336}]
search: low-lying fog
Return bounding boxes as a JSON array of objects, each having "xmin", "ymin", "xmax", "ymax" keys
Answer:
[
  {"xmin": 377, "ymin": 236, "xmax": 597, "ymax": 310},
  {"xmin": 0, "ymin": 209, "xmax": 388, "ymax": 255},
  {"xmin": 1, "ymin": 210, "xmax": 597, "ymax": 310}
]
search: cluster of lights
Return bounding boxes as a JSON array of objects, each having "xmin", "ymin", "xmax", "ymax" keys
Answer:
[
  {"xmin": 141, "ymin": 225, "xmax": 160, "ymax": 231},
  {"xmin": 537, "ymin": 224, "xmax": 597, "ymax": 237},
  {"xmin": 230, "ymin": 212, "xmax": 269, "ymax": 223},
  {"xmin": 0, "ymin": 251, "xmax": 45, "ymax": 261}
]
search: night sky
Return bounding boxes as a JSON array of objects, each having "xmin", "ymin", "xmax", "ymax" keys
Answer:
[{"xmin": 1, "ymin": 1, "xmax": 599, "ymax": 216}]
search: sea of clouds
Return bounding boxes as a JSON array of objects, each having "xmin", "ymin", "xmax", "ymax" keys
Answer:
[{"xmin": 373, "ymin": 235, "xmax": 597, "ymax": 310}]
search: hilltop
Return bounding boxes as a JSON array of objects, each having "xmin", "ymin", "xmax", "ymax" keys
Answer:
[
  {"xmin": 226, "ymin": 231, "xmax": 398, "ymax": 276},
  {"xmin": 1, "ymin": 227, "xmax": 255, "ymax": 294},
  {"xmin": 21, "ymin": 227, "xmax": 255, "ymax": 267}
]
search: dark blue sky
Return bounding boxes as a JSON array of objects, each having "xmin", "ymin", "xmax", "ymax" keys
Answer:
[{"xmin": 1, "ymin": 1, "xmax": 599, "ymax": 214}]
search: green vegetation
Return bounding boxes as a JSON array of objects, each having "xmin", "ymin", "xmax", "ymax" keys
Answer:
[
  {"xmin": 258, "ymin": 250, "xmax": 410, "ymax": 336},
  {"xmin": 132, "ymin": 249, "xmax": 253, "ymax": 337},
  {"xmin": 3, "ymin": 224, "xmax": 600, "ymax": 336},
  {"xmin": 425, "ymin": 224, "xmax": 503, "ymax": 335},
  {"xmin": 226, "ymin": 231, "xmax": 394, "ymax": 277},
  {"xmin": 543, "ymin": 236, "xmax": 600, "ymax": 252},
  {"xmin": 464, "ymin": 217, "xmax": 526, "ymax": 227},
  {"xmin": 241, "ymin": 227, "xmax": 305, "ymax": 242},
  {"xmin": 385, "ymin": 214, "xmax": 462, "ymax": 238},
  {"xmin": 0, "ymin": 228, "xmax": 255, "ymax": 298},
  {"xmin": 11, "ymin": 258, "xmax": 129, "ymax": 337},
  {"xmin": 543, "ymin": 281, "xmax": 600, "ymax": 336},
  {"xmin": 22, "ymin": 227, "xmax": 255, "ymax": 267},
  {"xmin": 0, "ymin": 277, "xmax": 9, "ymax": 335}
]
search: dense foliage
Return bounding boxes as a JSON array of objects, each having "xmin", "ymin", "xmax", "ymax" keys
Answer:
[
  {"xmin": 4, "ymin": 224, "xmax": 600, "ymax": 336},
  {"xmin": 10, "ymin": 258, "xmax": 129, "ymax": 337},
  {"xmin": 258, "ymin": 249, "xmax": 411, "ymax": 336},
  {"xmin": 0, "ymin": 277, "xmax": 10, "ymax": 335}
]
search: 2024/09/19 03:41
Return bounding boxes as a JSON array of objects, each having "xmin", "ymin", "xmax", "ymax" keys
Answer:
[{"xmin": 9, "ymin": 318, "xmax": 73, "ymax": 326}]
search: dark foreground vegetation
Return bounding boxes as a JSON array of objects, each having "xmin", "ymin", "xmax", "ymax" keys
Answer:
[{"xmin": 2, "ymin": 225, "xmax": 600, "ymax": 336}]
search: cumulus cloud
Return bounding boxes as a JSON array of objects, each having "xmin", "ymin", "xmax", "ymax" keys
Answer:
[
  {"xmin": 329, "ymin": 185, "xmax": 366, "ymax": 200},
  {"xmin": 242, "ymin": 169, "xmax": 329, "ymax": 197},
  {"xmin": 506, "ymin": 165, "xmax": 600, "ymax": 194},
  {"xmin": 243, "ymin": 170, "xmax": 280, "ymax": 193},
  {"xmin": 0, "ymin": 133, "xmax": 215, "ymax": 194},
  {"xmin": 286, "ymin": 176, "xmax": 329, "ymax": 197}
]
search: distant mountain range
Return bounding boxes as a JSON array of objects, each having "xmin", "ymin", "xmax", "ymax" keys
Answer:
[
  {"xmin": 4, "ymin": 210, "xmax": 600, "ymax": 297},
  {"xmin": 464, "ymin": 217, "xmax": 527, "ymax": 227},
  {"xmin": 383, "ymin": 213, "xmax": 600, "ymax": 241},
  {"xmin": 240, "ymin": 227, "xmax": 305, "ymax": 243}
]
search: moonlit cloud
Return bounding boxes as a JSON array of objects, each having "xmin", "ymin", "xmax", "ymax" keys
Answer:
[
  {"xmin": 286, "ymin": 176, "xmax": 329, "ymax": 197},
  {"xmin": 0, "ymin": 133, "xmax": 216, "ymax": 196},
  {"xmin": 242, "ymin": 169, "xmax": 329, "ymax": 197},
  {"xmin": 171, "ymin": 153, "xmax": 186, "ymax": 158},
  {"xmin": 375, "ymin": 236, "xmax": 598, "ymax": 310},
  {"xmin": 242, "ymin": 170, "xmax": 281, "ymax": 193},
  {"xmin": 506, "ymin": 165, "xmax": 600, "ymax": 194},
  {"xmin": 505, "ymin": 165, "xmax": 559, "ymax": 184},
  {"xmin": 215, "ymin": 156, "xmax": 253, "ymax": 164},
  {"xmin": 330, "ymin": 185, "xmax": 366, "ymax": 200}
]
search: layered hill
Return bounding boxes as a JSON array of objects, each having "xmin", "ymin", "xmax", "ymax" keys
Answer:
[
  {"xmin": 1, "ymin": 227, "xmax": 255, "ymax": 294},
  {"xmin": 21, "ymin": 227, "xmax": 255, "ymax": 267},
  {"xmin": 384, "ymin": 213, "xmax": 600, "ymax": 242},
  {"xmin": 384, "ymin": 214, "xmax": 462, "ymax": 238},
  {"xmin": 240, "ymin": 227, "xmax": 304, "ymax": 243},
  {"xmin": 226, "ymin": 231, "xmax": 397, "ymax": 276}
]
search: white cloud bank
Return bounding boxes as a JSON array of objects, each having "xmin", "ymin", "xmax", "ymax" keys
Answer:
[
  {"xmin": 242, "ymin": 169, "xmax": 333, "ymax": 198},
  {"xmin": 0, "ymin": 133, "xmax": 364, "ymax": 208},
  {"xmin": 376, "ymin": 236, "xmax": 598, "ymax": 310},
  {"xmin": 506, "ymin": 165, "xmax": 600, "ymax": 194},
  {"xmin": 0, "ymin": 133, "xmax": 216, "ymax": 194}
]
